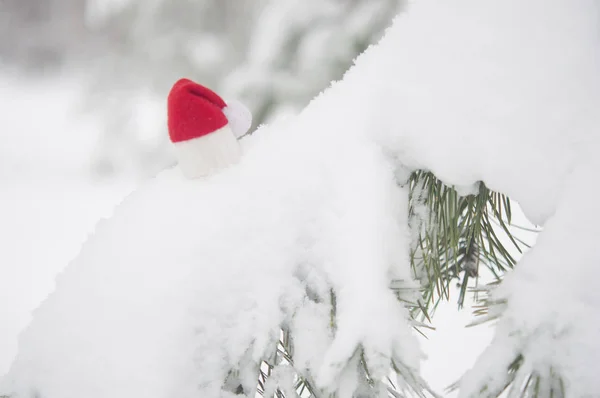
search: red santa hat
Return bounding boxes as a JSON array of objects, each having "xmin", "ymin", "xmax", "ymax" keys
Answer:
[{"xmin": 167, "ymin": 78, "xmax": 252, "ymax": 179}]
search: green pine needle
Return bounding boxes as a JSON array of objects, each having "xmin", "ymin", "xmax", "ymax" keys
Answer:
[{"xmin": 407, "ymin": 170, "xmax": 526, "ymax": 312}]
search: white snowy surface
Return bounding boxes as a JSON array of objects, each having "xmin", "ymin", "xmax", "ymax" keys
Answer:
[
  {"xmin": 351, "ymin": 0, "xmax": 599, "ymax": 395},
  {"xmin": 0, "ymin": 75, "xmax": 134, "ymax": 377},
  {"xmin": 2, "ymin": 0, "xmax": 600, "ymax": 396},
  {"xmin": 2, "ymin": 115, "xmax": 422, "ymax": 397},
  {"xmin": 0, "ymin": 178, "xmax": 130, "ymax": 375}
]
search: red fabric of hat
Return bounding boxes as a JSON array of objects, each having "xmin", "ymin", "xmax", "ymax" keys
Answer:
[{"xmin": 167, "ymin": 78, "xmax": 229, "ymax": 143}]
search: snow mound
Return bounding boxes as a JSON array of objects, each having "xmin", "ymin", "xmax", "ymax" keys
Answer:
[{"xmin": 1, "ymin": 115, "xmax": 420, "ymax": 397}]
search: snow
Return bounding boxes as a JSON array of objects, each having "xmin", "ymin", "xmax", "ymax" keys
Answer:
[
  {"xmin": 0, "ymin": 178, "xmax": 127, "ymax": 370},
  {"xmin": 0, "ymin": 74, "xmax": 133, "ymax": 375},
  {"xmin": 0, "ymin": 74, "xmax": 134, "ymax": 379},
  {"xmin": 1, "ymin": 114, "xmax": 422, "ymax": 397},
  {"xmin": 460, "ymin": 157, "xmax": 600, "ymax": 397},
  {"xmin": 3, "ymin": 0, "xmax": 600, "ymax": 396}
]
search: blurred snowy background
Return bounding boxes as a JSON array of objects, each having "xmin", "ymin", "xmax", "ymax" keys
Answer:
[{"xmin": 0, "ymin": 0, "xmax": 527, "ymax": 394}]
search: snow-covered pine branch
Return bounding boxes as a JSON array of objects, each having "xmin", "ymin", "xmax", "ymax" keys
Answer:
[{"xmin": 2, "ymin": 0, "xmax": 600, "ymax": 397}]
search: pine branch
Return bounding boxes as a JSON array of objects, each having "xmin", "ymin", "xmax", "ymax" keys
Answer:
[{"xmin": 407, "ymin": 171, "xmax": 528, "ymax": 312}]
